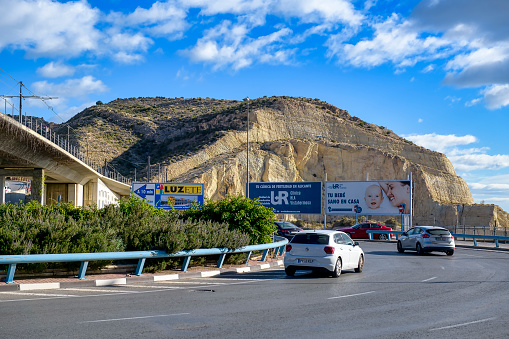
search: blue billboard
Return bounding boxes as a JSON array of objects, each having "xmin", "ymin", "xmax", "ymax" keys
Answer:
[
  {"xmin": 132, "ymin": 182, "xmax": 205, "ymax": 210},
  {"xmin": 248, "ymin": 181, "xmax": 322, "ymax": 214}
]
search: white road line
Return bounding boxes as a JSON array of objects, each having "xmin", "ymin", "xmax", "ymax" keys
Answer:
[
  {"xmin": 421, "ymin": 277, "xmax": 437, "ymax": 282},
  {"xmin": 0, "ymin": 279, "xmax": 262, "ymax": 303},
  {"xmin": 328, "ymin": 291, "xmax": 376, "ymax": 300},
  {"xmin": 430, "ymin": 317, "xmax": 496, "ymax": 331},
  {"xmin": 0, "ymin": 292, "xmax": 76, "ymax": 297},
  {"xmin": 78, "ymin": 313, "xmax": 190, "ymax": 324},
  {"xmin": 154, "ymin": 281, "xmax": 229, "ymax": 285}
]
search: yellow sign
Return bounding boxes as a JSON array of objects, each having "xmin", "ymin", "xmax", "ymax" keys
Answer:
[{"xmin": 163, "ymin": 184, "xmax": 203, "ymax": 195}]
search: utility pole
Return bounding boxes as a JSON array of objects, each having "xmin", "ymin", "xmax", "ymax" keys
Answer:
[{"xmin": 1, "ymin": 81, "xmax": 57, "ymax": 123}]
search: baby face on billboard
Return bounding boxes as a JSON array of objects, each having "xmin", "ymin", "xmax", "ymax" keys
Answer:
[{"xmin": 364, "ymin": 184, "xmax": 384, "ymax": 209}]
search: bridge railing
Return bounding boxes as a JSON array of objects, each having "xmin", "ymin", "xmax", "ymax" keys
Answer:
[
  {"xmin": 366, "ymin": 230, "xmax": 509, "ymax": 248},
  {"xmin": 1, "ymin": 112, "xmax": 131, "ymax": 185},
  {"xmin": 0, "ymin": 237, "xmax": 288, "ymax": 284}
]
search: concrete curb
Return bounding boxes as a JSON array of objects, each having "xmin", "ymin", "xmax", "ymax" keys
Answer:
[{"xmin": 0, "ymin": 260, "xmax": 284, "ymax": 291}]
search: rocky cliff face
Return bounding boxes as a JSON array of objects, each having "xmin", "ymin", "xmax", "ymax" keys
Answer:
[{"xmin": 67, "ymin": 97, "xmax": 508, "ymax": 227}]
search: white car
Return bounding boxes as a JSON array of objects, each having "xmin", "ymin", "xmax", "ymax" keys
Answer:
[
  {"xmin": 397, "ymin": 226, "xmax": 455, "ymax": 256},
  {"xmin": 284, "ymin": 230, "xmax": 364, "ymax": 277}
]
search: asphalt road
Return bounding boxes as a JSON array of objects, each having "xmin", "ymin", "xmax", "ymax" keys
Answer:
[{"xmin": 1, "ymin": 241, "xmax": 508, "ymax": 339}]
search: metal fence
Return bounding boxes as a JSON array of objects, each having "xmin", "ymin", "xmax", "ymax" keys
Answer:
[
  {"xmin": 0, "ymin": 237, "xmax": 289, "ymax": 284},
  {"xmin": 442, "ymin": 225, "xmax": 509, "ymax": 242},
  {"xmin": 1, "ymin": 112, "xmax": 131, "ymax": 185}
]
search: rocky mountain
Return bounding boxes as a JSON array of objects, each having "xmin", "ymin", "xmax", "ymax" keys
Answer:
[{"xmin": 59, "ymin": 96, "xmax": 509, "ymax": 227}]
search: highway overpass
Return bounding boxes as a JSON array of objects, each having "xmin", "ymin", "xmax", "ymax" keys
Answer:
[{"xmin": 0, "ymin": 112, "xmax": 131, "ymax": 207}]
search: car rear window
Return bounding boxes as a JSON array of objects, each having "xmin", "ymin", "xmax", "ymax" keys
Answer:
[
  {"xmin": 292, "ymin": 233, "xmax": 329, "ymax": 244},
  {"xmin": 427, "ymin": 229, "xmax": 451, "ymax": 235},
  {"xmin": 278, "ymin": 222, "xmax": 299, "ymax": 229}
]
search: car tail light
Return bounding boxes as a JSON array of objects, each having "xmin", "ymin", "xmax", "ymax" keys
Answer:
[
  {"xmin": 451, "ymin": 235, "xmax": 454, "ymax": 240},
  {"xmin": 324, "ymin": 246, "xmax": 335, "ymax": 254},
  {"xmin": 286, "ymin": 244, "xmax": 292, "ymax": 252},
  {"xmin": 281, "ymin": 229, "xmax": 290, "ymax": 233},
  {"xmin": 421, "ymin": 234, "xmax": 430, "ymax": 238}
]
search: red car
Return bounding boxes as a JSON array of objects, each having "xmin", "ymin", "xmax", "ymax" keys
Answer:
[{"xmin": 336, "ymin": 222, "xmax": 392, "ymax": 240}]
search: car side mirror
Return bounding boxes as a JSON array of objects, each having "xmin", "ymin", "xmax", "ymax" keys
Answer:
[
  {"xmin": 402, "ymin": 232, "xmax": 407, "ymax": 236},
  {"xmin": 354, "ymin": 242, "xmax": 359, "ymax": 246}
]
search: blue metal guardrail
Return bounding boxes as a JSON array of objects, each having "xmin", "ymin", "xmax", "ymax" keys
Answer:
[
  {"xmin": 366, "ymin": 230, "xmax": 509, "ymax": 247},
  {"xmin": 0, "ymin": 237, "xmax": 288, "ymax": 284}
]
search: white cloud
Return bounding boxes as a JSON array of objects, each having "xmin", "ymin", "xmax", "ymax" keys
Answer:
[
  {"xmin": 422, "ymin": 64, "xmax": 435, "ymax": 73},
  {"xmin": 445, "ymin": 95, "xmax": 461, "ymax": 103},
  {"xmin": 0, "ymin": 0, "xmax": 101, "ymax": 58},
  {"xmin": 418, "ymin": 118, "xmax": 423, "ymax": 123},
  {"xmin": 465, "ymin": 98, "xmax": 481, "ymax": 107},
  {"xmin": 482, "ymin": 84, "xmax": 509, "ymax": 110},
  {"xmin": 36, "ymin": 62, "xmax": 75, "ymax": 78},
  {"xmin": 50, "ymin": 101, "xmax": 96, "ymax": 123},
  {"xmin": 186, "ymin": 0, "xmax": 364, "ymax": 27},
  {"xmin": 404, "ymin": 132, "xmax": 509, "ymax": 173},
  {"xmin": 328, "ymin": 14, "xmax": 450, "ymax": 68},
  {"xmin": 182, "ymin": 21, "xmax": 294, "ymax": 70},
  {"xmin": 31, "ymin": 76, "xmax": 108, "ymax": 99},
  {"xmin": 448, "ymin": 153, "xmax": 509, "ymax": 172},
  {"xmin": 403, "ymin": 133, "xmax": 477, "ymax": 153}
]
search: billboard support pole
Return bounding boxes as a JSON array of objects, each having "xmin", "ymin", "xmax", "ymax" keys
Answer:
[
  {"xmin": 324, "ymin": 173, "xmax": 327, "ymax": 230},
  {"xmin": 410, "ymin": 172, "xmax": 413, "ymax": 228}
]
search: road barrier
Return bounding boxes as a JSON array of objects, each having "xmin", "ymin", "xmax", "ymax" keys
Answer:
[
  {"xmin": 366, "ymin": 230, "xmax": 509, "ymax": 247},
  {"xmin": 0, "ymin": 237, "xmax": 288, "ymax": 284}
]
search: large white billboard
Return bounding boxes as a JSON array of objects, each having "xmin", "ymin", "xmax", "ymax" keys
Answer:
[{"xmin": 326, "ymin": 180, "xmax": 411, "ymax": 215}]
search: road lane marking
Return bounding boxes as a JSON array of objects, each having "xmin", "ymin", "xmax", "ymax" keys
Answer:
[
  {"xmin": 0, "ymin": 279, "xmax": 264, "ymax": 303},
  {"xmin": 328, "ymin": 291, "xmax": 375, "ymax": 299},
  {"xmin": 0, "ymin": 292, "xmax": 76, "ymax": 297},
  {"xmin": 78, "ymin": 313, "xmax": 190, "ymax": 324},
  {"xmin": 421, "ymin": 277, "xmax": 437, "ymax": 282},
  {"xmin": 430, "ymin": 317, "xmax": 496, "ymax": 331}
]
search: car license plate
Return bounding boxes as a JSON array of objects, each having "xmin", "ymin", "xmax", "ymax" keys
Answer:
[{"xmin": 297, "ymin": 259, "xmax": 314, "ymax": 264}]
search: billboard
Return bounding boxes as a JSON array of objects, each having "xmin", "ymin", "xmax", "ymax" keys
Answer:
[
  {"xmin": 132, "ymin": 182, "xmax": 205, "ymax": 210},
  {"xmin": 325, "ymin": 181, "xmax": 411, "ymax": 215},
  {"xmin": 248, "ymin": 181, "xmax": 322, "ymax": 214}
]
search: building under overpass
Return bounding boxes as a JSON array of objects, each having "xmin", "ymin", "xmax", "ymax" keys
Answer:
[{"xmin": 0, "ymin": 112, "xmax": 131, "ymax": 207}]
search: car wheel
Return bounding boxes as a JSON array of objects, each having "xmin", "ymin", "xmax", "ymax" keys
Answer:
[
  {"xmin": 397, "ymin": 241, "xmax": 405, "ymax": 253},
  {"xmin": 378, "ymin": 234, "xmax": 388, "ymax": 240},
  {"xmin": 331, "ymin": 258, "xmax": 342, "ymax": 278},
  {"xmin": 416, "ymin": 242, "xmax": 424, "ymax": 255},
  {"xmin": 285, "ymin": 267, "xmax": 295, "ymax": 276},
  {"xmin": 446, "ymin": 249, "xmax": 454, "ymax": 256},
  {"xmin": 354, "ymin": 255, "xmax": 364, "ymax": 273}
]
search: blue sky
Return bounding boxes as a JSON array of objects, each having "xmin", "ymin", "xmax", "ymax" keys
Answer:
[{"xmin": 1, "ymin": 0, "xmax": 509, "ymax": 212}]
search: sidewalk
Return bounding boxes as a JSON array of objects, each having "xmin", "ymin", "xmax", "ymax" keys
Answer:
[{"xmin": 0, "ymin": 257, "xmax": 284, "ymax": 292}]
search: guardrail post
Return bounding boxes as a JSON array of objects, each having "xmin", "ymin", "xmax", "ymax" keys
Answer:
[
  {"xmin": 245, "ymin": 251, "xmax": 252, "ymax": 265},
  {"xmin": 278, "ymin": 246, "xmax": 285, "ymax": 256},
  {"xmin": 78, "ymin": 261, "xmax": 89, "ymax": 279},
  {"xmin": 261, "ymin": 249, "xmax": 269, "ymax": 261},
  {"xmin": 369, "ymin": 233, "xmax": 373, "ymax": 240},
  {"xmin": 495, "ymin": 239, "xmax": 499, "ymax": 247},
  {"xmin": 5, "ymin": 264, "xmax": 16, "ymax": 284},
  {"xmin": 217, "ymin": 254, "xmax": 226, "ymax": 268},
  {"xmin": 473, "ymin": 238, "xmax": 478, "ymax": 246},
  {"xmin": 181, "ymin": 256, "xmax": 191, "ymax": 272},
  {"xmin": 134, "ymin": 258, "xmax": 146, "ymax": 276}
]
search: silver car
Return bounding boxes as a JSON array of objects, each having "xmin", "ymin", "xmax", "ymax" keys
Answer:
[
  {"xmin": 397, "ymin": 226, "xmax": 455, "ymax": 256},
  {"xmin": 284, "ymin": 230, "xmax": 364, "ymax": 277}
]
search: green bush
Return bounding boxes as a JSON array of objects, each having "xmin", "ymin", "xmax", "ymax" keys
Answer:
[
  {"xmin": 0, "ymin": 196, "xmax": 268, "ymax": 273},
  {"xmin": 182, "ymin": 195, "xmax": 276, "ymax": 245}
]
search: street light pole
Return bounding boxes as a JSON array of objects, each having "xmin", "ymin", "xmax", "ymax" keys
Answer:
[{"xmin": 244, "ymin": 97, "xmax": 250, "ymax": 198}]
